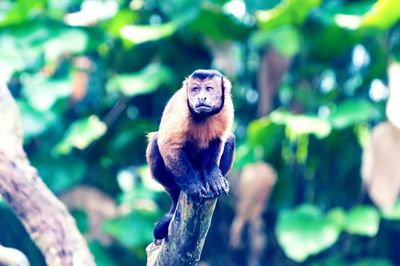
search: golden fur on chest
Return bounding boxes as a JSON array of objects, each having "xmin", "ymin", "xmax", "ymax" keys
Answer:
[{"xmin": 187, "ymin": 107, "xmax": 232, "ymax": 149}]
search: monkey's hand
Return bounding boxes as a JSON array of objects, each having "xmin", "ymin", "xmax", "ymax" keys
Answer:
[{"xmin": 202, "ymin": 168, "xmax": 229, "ymax": 199}]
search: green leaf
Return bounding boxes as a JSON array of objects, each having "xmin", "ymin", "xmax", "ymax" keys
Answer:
[
  {"xmin": 121, "ymin": 21, "xmax": 178, "ymax": 44},
  {"xmin": 189, "ymin": 7, "xmax": 251, "ymax": 41},
  {"xmin": 270, "ymin": 110, "xmax": 332, "ymax": 138},
  {"xmin": 310, "ymin": 257, "xmax": 394, "ymax": 266},
  {"xmin": 17, "ymin": 100, "xmax": 55, "ymax": 139},
  {"xmin": 247, "ymin": 117, "xmax": 284, "ymax": 159},
  {"xmin": 345, "ymin": 206, "xmax": 380, "ymax": 237},
  {"xmin": 55, "ymin": 116, "xmax": 107, "ymax": 154},
  {"xmin": 382, "ymin": 200, "xmax": 400, "ymax": 220},
  {"xmin": 360, "ymin": 0, "xmax": 400, "ymax": 30},
  {"xmin": 119, "ymin": 183, "xmax": 161, "ymax": 205},
  {"xmin": 70, "ymin": 209, "xmax": 89, "ymax": 234},
  {"xmin": 327, "ymin": 207, "xmax": 347, "ymax": 230},
  {"xmin": 256, "ymin": 0, "xmax": 321, "ymax": 31},
  {"xmin": 0, "ymin": 21, "xmax": 90, "ymax": 79},
  {"xmin": 107, "ymin": 64, "xmax": 171, "ymax": 97},
  {"xmin": 31, "ymin": 155, "xmax": 87, "ymax": 193},
  {"xmin": 328, "ymin": 100, "xmax": 375, "ymax": 129},
  {"xmin": 119, "ymin": 10, "xmax": 196, "ymax": 44},
  {"xmin": 137, "ymin": 165, "xmax": 164, "ymax": 192},
  {"xmin": 276, "ymin": 205, "xmax": 340, "ymax": 262},
  {"xmin": 89, "ymin": 241, "xmax": 118, "ymax": 266},
  {"xmin": 103, "ymin": 209, "xmax": 159, "ymax": 248},
  {"xmin": 22, "ymin": 77, "xmax": 71, "ymax": 112},
  {"xmin": 352, "ymin": 258, "xmax": 393, "ymax": 266},
  {"xmin": 315, "ymin": 2, "xmax": 373, "ymax": 30},
  {"xmin": 0, "ymin": 36, "xmax": 30, "ymax": 80},
  {"xmin": 0, "ymin": 0, "xmax": 45, "ymax": 27},
  {"xmin": 102, "ymin": 9, "xmax": 138, "ymax": 36},
  {"xmin": 250, "ymin": 25, "xmax": 301, "ymax": 56},
  {"xmin": 43, "ymin": 29, "xmax": 88, "ymax": 61},
  {"xmin": 233, "ymin": 144, "xmax": 257, "ymax": 170}
]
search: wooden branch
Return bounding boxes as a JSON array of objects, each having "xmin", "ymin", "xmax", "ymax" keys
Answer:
[
  {"xmin": 146, "ymin": 193, "xmax": 217, "ymax": 266},
  {"xmin": 0, "ymin": 82, "xmax": 95, "ymax": 266}
]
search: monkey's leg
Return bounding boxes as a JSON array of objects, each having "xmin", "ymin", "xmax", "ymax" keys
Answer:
[
  {"xmin": 147, "ymin": 134, "xmax": 179, "ymax": 189},
  {"xmin": 219, "ymin": 133, "xmax": 236, "ymax": 176},
  {"xmin": 147, "ymin": 134, "xmax": 181, "ymax": 241}
]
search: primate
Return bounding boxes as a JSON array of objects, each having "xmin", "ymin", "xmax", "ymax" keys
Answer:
[{"xmin": 146, "ymin": 69, "xmax": 235, "ymax": 241}]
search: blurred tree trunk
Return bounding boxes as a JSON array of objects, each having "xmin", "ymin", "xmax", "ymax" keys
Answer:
[
  {"xmin": 146, "ymin": 193, "xmax": 217, "ymax": 266},
  {"xmin": 0, "ymin": 83, "xmax": 95, "ymax": 266},
  {"xmin": 257, "ymin": 46, "xmax": 291, "ymax": 117}
]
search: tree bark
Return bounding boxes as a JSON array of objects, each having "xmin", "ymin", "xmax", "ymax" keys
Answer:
[
  {"xmin": 146, "ymin": 193, "xmax": 217, "ymax": 266},
  {"xmin": 0, "ymin": 82, "xmax": 95, "ymax": 266}
]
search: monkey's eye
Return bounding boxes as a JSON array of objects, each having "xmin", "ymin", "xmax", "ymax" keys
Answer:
[
  {"xmin": 191, "ymin": 87, "xmax": 200, "ymax": 93},
  {"xmin": 205, "ymin": 86, "xmax": 214, "ymax": 92}
]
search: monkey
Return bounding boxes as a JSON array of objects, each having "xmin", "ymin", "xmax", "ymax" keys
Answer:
[{"xmin": 146, "ymin": 69, "xmax": 235, "ymax": 241}]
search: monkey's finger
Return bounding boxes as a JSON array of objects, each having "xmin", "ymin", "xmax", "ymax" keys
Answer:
[
  {"xmin": 222, "ymin": 184, "xmax": 229, "ymax": 195},
  {"xmin": 197, "ymin": 192, "xmax": 204, "ymax": 203},
  {"xmin": 222, "ymin": 179, "xmax": 229, "ymax": 193},
  {"xmin": 205, "ymin": 182, "xmax": 211, "ymax": 192},
  {"xmin": 211, "ymin": 182, "xmax": 220, "ymax": 196},
  {"xmin": 223, "ymin": 177, "xmax": 229, "ymax": 186},
  {"xmin": 207, "ymin": 181, "xmax": 214, "ymax": 192},
  {"xmin": 218, "ymin": 180, "xmax": 226, "ymax": 195},
  {"xmin": 201, "ymin": 191, "xmax": 213, "ymax": 199},
  {"xmin": 211, "ymin": 181, "xmax": 220, "ymax": 194}
]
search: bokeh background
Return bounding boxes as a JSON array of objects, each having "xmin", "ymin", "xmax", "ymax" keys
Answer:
[{"xmin": 1, "ymin": 0, "xmax": 400, "ymax": 265}]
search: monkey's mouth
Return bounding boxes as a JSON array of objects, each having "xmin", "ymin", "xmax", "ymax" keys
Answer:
[{"xmin": 195, "ymin": 103, "xmax": 212, "ymax": 113}]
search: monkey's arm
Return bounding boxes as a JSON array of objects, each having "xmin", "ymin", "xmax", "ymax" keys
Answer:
[
  {"xmin": 219, "ymin": 133, "xmax": 235, "ymax": 176},
  {"xmin": 202, "ymin": 138, "xmax": 230, "ymax": 198}
]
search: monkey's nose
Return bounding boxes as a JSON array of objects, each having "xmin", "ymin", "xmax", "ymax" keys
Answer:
[{"xmin": 199, "ymin": 96, "xmax": 207, "ymax": 103}]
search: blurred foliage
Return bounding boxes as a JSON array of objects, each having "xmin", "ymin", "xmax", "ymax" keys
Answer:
[{"xmin": 0, "ymin": 0, "xmax": 400, "ymax": 265}]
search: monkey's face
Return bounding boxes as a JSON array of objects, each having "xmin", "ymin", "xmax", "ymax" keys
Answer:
[{"xmin": 187, "ymin": 77, "xmax": 224, "ymax": 117}]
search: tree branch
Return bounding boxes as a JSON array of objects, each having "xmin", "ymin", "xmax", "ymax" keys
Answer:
[
  {"xmin": 146, "ymin": 193, "xmax": 217, "ymax": 266},
  {"xmin": 0, "ymin": 82, "xmax": 95, "ymax": 266}
]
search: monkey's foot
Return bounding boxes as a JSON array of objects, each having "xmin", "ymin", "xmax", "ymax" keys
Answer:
[
  {"xmin": 184, "ymin": 185, "xmax": 204, "ymax": 202},
  {"xmin": 202, "ymin": 175, "xmax": 229, "ymax": 199},
  {"xmin": 201, "ymin": 191, "xmax": 218, "ymax": 199}
]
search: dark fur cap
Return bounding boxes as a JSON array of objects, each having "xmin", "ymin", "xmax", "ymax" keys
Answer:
[{"xmin": 190, "ymin": 69, "xmax": 223, "ymax": 80}]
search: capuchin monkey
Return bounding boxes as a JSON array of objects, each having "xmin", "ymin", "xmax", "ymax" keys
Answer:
[{"xmin": 146, "ymin": 69, "xmax": 235, "ymax": 241}]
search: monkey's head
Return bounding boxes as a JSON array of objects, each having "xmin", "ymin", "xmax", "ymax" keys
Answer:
[{"xmin": 186, "ymin": 69, "xmax": 230, "ymax": 119}]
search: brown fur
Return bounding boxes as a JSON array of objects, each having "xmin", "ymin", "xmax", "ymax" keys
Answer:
[{"xmin": 148, "ymin": 76, "xmax": 234, "ymax": 165}]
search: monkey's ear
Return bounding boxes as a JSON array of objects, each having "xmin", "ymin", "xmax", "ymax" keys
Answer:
[
  {"xmin": 222, "ymin": 76, "xmax": 232, "ymax": 94},
  {"xmin": 182, "ymin": 77, "xmax": 189, "ymax": 89}
]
